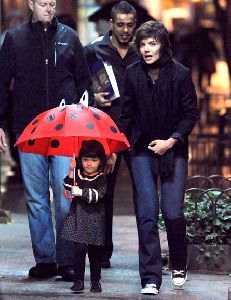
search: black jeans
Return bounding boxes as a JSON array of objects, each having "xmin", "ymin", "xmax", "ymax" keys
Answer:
[
  {"xmin": 101, "ymin": 150, "xmax": 137, "ymax": 261},
  {"xmin": 74, "ymin": 243, "xmax": 102, "ymax": 281}
]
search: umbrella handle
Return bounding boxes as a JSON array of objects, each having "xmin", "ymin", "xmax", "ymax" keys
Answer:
[
  {"xmin": 64, "ymin": 167, "xmax": 77, "ymax": 200},
  {"xmin": 64, "ymin": 180, "xmax": 77, "ymax": 200},
  {"xmin": 64, "ymin": 189, "xmax": 75, "ymax": 200}
]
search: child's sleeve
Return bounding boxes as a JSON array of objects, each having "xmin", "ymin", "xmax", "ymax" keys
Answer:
[
  {"xmin": 63, "ymin": 176, "xmax": 74, "ymax": 191},
  {"xmin": 81, "ymin": 174, "xmax": 107, "ymax": 204}
]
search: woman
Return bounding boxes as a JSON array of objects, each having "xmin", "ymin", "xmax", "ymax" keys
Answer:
[{"xmin": 119, "ymin": 21, "xmax": 199, "ymax": 295}]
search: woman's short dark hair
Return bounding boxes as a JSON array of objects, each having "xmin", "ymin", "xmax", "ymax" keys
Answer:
[
  {"xmin": 78, "ymin": 140, "xmax": 106, "ymax": 172},
  {"xmin": 133, "ymin": 21, "xmax": 171, "ymax": 57},
  {"xmin": 111, "ymin": 1, "xmax": 136, "ymax": 21}
]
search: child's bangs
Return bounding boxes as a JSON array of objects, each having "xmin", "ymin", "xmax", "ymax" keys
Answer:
[{"xmin": 82, "ymin": 153, "xmax": 99, "ymax": 159}]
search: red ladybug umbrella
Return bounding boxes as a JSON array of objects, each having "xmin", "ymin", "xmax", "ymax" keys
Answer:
[{"xmin": 15, "ymin": 103, "xmax": 130, "ymax": 156}]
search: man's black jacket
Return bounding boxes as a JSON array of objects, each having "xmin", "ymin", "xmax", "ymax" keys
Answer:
[
  {"xmin": 0, "ymin": 17, "xmax": 91, "ymax": 134},
  {"xmin": 84, "ymin": 31, "xmax": 139, "ymax": 123}
]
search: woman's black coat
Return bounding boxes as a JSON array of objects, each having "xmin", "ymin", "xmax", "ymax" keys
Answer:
[{"xmin": 118, "ymin": 60, "xmax": 199, "ymax": 157}]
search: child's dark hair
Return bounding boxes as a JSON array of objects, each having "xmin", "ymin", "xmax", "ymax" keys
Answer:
[{"xmin": 78, "ymin": 140, "xmax": 106, "ymax": 172}]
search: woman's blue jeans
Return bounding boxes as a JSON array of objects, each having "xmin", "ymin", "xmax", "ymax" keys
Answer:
[
  {"xmin": 131, "ymin": 152, "xmax": 188, "ymax": 288},
  {"xmin": 18, "ymin": 150, "xmax": 74, "ymax": 265}
]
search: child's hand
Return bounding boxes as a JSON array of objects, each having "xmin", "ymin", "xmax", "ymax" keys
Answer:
[
  {"xmin": 70, "ymin": 154, "xmax": 76, "ymax": 169},
  {"xmin": 71, "ymin": 186, "xmax": 82, "ymax": 196}
]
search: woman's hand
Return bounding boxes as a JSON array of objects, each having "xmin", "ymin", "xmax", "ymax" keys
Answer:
[
  {"xmin": 148, "ymin": 138, "xmax": 177, "ymax": 155},
  {"xmin": 104, "ymin": 153, "xmax": 117, "ymax": 174}
]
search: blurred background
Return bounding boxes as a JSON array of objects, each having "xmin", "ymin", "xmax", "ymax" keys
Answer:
[{"xmin": 0, "ymin": 0, "xmax": 231, "ymax": 178}]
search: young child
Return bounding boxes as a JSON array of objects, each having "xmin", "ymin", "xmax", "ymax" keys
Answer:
[{"xmin": 61, "ymin": 140, "xmax": 107, "ymax": 293}]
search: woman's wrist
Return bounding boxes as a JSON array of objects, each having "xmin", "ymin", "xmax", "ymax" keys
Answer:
[{"xmin": 167, "ymin": 138, "xmax": 177, "ymax": 148}]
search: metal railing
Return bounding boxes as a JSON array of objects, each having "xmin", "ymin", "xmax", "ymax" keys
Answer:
[
  {"xmin": 185, "ymin": 175, "xmax": 231, "ymax": 245},
  {"xmin": 188, "ymin": 134, "xmax": 231, "ymax": 176}
]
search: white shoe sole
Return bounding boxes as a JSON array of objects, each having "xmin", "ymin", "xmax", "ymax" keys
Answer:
[
  {"xmin": 171, "ymin": 273, "xmax": 187, "ymax": 287},
  {"xmin": 141, "ymin": 288, "xmax": 159, "ymax": 295}
]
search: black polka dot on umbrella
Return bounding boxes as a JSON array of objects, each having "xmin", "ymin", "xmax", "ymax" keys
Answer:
[
  {"xmin": 46, "ymin": 114, "xmax": 55, "ymax": 121},
  {"xmin": 32, "ymin": 119, "xmax": 40, "ymax": 125},
  {"xmin": 70, "ymin": 113, "xmax": 78, "ymax": 119},
  {"xmin": 28, "ymin": 139, "xmax": 35, "ymax": 146},
  {"xmin": 50, "ymin": 139, "xmax": 60, "ymax": 148},
  {"xmin": 93, "ymin": 113, "xmax": 101, "ymax": 120},
  {"xmin": 86, "ymin": 123, "xmax": 95, "ymax": 130},
  {"xmin": 75, "ymin": 104, "xmax": 84, "ymax": 111},
  {"xmin": 110, "ymin": 126, "xmax": 117, "ymax": 133},
  {"xmin": 55, "ymin": 124, "xmax": 63, "ymax": 131},
  {"xmin": 31, "ymin": 127, "xmax": 37, "ymax": 134}
]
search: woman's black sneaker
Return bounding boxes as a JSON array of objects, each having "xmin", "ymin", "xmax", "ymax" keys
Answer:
[
  {"xmin": 90, "ymin": 281, "xmax": 102, "ymax": 293},
  {"xmin": 171, "ymin": 269, "xmax": 187, "ymax": 287},
  {"xmin": 70, "ymin": 280, "xmax": 84, "ymax": 293},
  {"xmin": 28, "ymin": 263, "xmax": 57, "ymax": 278}
]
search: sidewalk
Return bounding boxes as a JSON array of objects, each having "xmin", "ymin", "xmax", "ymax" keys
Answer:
[
  {"xmin": 0, "ymin": 155, "xmax": 230, "ymax": 299},
  {"xmin": 0, "ymin": 212, "xmax": 230, "ymax": 300}
]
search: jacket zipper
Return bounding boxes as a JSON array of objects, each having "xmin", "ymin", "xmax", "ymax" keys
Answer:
[
  {"xmin": 44, "ymin": 30, "xmax": 49, "ymax": 108},
  {"xmin": 54, "ymin": 41, "xmax": 57, "ymax": 67}
]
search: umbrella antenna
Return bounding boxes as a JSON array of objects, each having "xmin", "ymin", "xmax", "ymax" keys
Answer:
[
  {"xmin": 79, "ymin": 91, "xmax": 89, "ymax": 107},
  {"xmin": 59, "ymin": 99, "xmax": 66, "ymax": 106}
]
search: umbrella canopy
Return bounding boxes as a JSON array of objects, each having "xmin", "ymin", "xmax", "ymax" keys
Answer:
[
  {"xmin": 16, "ymin": 103, "xmax": 130, "ymax": 156},
  {"xmin": 88, "ymin": 0, "xmax": 154, "ymax": 28}
]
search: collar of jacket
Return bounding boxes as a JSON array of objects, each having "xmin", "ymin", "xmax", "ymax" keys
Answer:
[
  {"xmin": 139, "ymin": 58, "xmax": 177, "ymax": 82},
  {"xmin": 100, "ymin": 30, "xmax": 136, "ymax": 56},
  {"xmin": 29, "ymin": 13, "xmax": 58, "ymax": 32},
  {"xmin": 99, "ymin": 30, "xmax": 113, "ymax": 47}
]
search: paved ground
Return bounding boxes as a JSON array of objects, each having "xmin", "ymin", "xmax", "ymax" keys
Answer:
[
  {"xmin": 0, "ymin": 153, "xmax": 230, "ymax": 299},
  {"xmin": 1, "ymin": 212, "xmax": 230, "ymax": 300}
]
